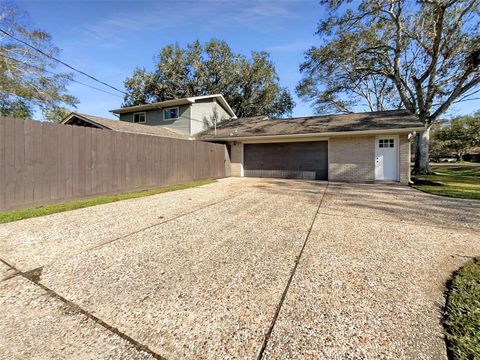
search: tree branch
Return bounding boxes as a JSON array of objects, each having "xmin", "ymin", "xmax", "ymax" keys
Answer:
[{"xmin": 430, "ymin": 75, "xmax": 480, "ymax": 120}]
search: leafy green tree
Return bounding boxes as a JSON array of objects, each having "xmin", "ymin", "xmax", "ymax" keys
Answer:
[
  {"xmin": 0, "ymin": 93, "xmax": 31, "ymax": 118},
  {"xmin": 299, "ymin": 0, "xmax": 480, "ymax": 174},
  {"xmin": 435, "ymin": 113, "xmax": 480, "ymax": 160},
  {"xmin": 428, "ymin": 137, "xmax": 449, "ymax": 161},
  {"xmin": 123, "ymin": 39, "xmax": 294, "ymax": 118},
  {"xmin": 422, "ymin": 120, "xmax": 447, "ymax": 160},
  {"xmin": 466, "ymin": 111, "xmax": 480, "ymax": 147},
  {"xmin": 0, "ymin": 3, "xmax": 78, "ymax": 121}
]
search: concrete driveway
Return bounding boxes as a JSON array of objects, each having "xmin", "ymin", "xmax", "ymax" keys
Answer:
[{"xmin": 1, "ymin": 178, "xmax": 479, "ymax": 359}]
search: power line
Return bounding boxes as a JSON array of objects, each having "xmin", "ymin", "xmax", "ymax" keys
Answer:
[
  {"xmin": 0, "ymin": 53, "xmax": 124, "ymax": 98},
  {"xmin": 453, "ymin": 96, "xmax": 480, "ymax": 104},
  {"xmin": 0, "ymin": 27, "xmax": 127, "ymax": 95},
  {"xmin": 1, "ymin": 51, "xmax": 234, "ymax": 122},
  {"xmin": 60, "ymin": 75, "xmax": 124, "ymax": 98}
]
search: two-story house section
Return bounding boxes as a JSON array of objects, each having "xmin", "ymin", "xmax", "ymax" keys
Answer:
[{"xmin": 110, "ymin": 94, "xmax": 236, "ymax": 137}]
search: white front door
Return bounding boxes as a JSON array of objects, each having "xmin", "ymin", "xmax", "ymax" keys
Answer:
[{"xmin": 375, "ymin": 136, "xmax": 398, "ymax": 181}]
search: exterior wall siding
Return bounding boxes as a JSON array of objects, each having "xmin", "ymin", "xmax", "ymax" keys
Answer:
[
  {"xmin": 190, "ymin": 100, "xmax": 232, "ymax": 135},
  {"xmin": 229, "ymin": 142, "xmax": 243, "ymax": 177},
  {"xmin": 328, "ymin": 136, "xmax": 376, "ymax": 183},
  {"xmin": 119, "ymin": 104, "xmax": 191, "ymax": 135},
  {"xmin": 118, "ymin": 100, "xmax": 232, "ymax": 137}
]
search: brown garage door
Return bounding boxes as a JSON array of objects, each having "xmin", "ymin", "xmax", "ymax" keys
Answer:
[{"xmin": 244, "ymin": 141, "xmax": 328, "ymax": 180}]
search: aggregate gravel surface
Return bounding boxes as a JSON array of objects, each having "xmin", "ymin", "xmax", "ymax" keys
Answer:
[
  {"xmin": 38, "ymin": 181, "xmax": 326, "ymax": 359},
  {"xmin": 321, "ymin": 183, "xmax": 479, "ymax": 230},
  {"xmin": 1, "ymin": 178, "xmax": 478, "ymax": 359},
  {"xmin": 264, "ymin": 183, "xmax": 480, "ymax": 359},
  {"xmin": 0, "ymin": 178, "xmax": 251, "ymax": 271},
  {"xmin": 0, "ymin": 276, "xmax": 153, "ymax": 360}
]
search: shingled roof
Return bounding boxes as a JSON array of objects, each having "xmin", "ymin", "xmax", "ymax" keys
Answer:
[
  {"xmin": 196, "ymin": 110, "xmax": 423, "ymax": 140},
  {"xmin": 62, "ymin": 113, "xmax": 188, "ymax": 139}
]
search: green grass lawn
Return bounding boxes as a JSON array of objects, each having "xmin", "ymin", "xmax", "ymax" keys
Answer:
[
  {"xmin": 0, "ymin": 179, "xmax": 215, "ymax": 224},
  {"xmin": 444, "ymin": 260, "xmax": 480, "ymax": 360},
  {"xmin": 413, "ymin": 163, "xmax": 480, "ymax": 200}
]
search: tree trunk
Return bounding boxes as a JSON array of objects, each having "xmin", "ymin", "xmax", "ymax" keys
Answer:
[{"xmin": 413, "ymin": 125, "xmax": 433, "ymax": 175}]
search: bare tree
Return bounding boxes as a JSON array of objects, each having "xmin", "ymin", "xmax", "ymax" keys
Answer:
[
  {"xmin": 300, "ymin": 0, "xmax": 480, "ymax": 174},
  {"xmin": 298, "ymin": 35, "xmax": 401, "ymax": 113}
]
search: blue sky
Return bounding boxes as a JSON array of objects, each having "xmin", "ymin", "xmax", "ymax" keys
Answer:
[{"xmin": 14, "ymin": 0, "xmax": 480, "ymax": 119}]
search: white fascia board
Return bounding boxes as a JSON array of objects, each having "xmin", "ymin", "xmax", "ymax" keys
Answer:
[
  {"xmin": 206, "ymin": 127, "xmax": 425, "ymax": 142},
  {"xmin": 110, "ymin": 98, "xmax": 194, "ymax": 114}
]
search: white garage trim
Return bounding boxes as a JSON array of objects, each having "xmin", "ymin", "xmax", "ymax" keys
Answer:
[{"xmin": 211, "ymin": 127, "xmax": 424, "ymax": 142}]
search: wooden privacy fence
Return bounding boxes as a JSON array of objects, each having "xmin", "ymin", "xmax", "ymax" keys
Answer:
[{"xmin": 0, "ymin": 117, "xmax": 226, "ymax": 210}]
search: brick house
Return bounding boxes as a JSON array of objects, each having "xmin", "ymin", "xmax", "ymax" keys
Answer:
[{"xmin": 197, "ymin": 110, "xmax": 424, "ymax": 184}]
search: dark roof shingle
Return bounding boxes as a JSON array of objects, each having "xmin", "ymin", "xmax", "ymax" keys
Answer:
[
  {"xmin": 65, "ymin": 113, "xmax": 188, "ymax": 139},
  {"xmin": 196, "ymin": 110, "xmax": 423, "ymax": 139}
]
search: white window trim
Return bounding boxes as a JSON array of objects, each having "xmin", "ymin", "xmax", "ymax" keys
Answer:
[
  {"xmin": 133, "ymin": 112, "xmax": 146, "ymax": 123},
  {"xmin": 163, "ymin": 106, "xmax": 179, "ymax": 121}
]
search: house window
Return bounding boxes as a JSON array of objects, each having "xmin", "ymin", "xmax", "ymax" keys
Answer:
[
  {"xmin": 133, "ymin": 112, "xmax": 146, "ymax": 123},
  {"xmin": 164, "ymin": 107, "xmax": 179, "ymax": 120},
  {"xmin": 379, "ymin": 139, "xmax": 394, "ymax": 148}
]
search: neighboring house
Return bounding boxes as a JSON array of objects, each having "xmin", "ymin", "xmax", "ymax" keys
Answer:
[
  {"xmin": 61, "ymin": 113, "xmax": 188, "ymax": 139},
  {"xmin": 464, "ymin": 147, "xmax": 480, "ymax": 162},
  {"xmin": 197, "ymin": 110, "xmax": 424, "ymax": 184},
  {"xmin": 110, "ymin": 94, "xmax": 236, "ymax": 137}
]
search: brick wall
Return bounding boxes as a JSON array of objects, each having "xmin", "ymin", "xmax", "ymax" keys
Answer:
[
  {"xmin": 399, "ymin": 134, "xmax": 411, "ymax": 184},
  {"xmin": 329, "ymin": 134, "xmax": 411, "ymax": 184},
  {"xmin": 228, "ymin": 134, "xmax": 411, "ymax": 184},
  {"xmin": 328, "ymin": 136, "xmax": 376, "ymax": 182}
]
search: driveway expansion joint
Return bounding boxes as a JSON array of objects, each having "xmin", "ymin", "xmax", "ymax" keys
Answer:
[
  {"xmin": 256, "ymin": 183, "xmax": 329, "ymax": 360},
  {"xmin": 0, "ymin": 257, "xmax": 19, "ymax": 271},
  {"xmin": 15, "ymin": 269, "xmax": 167, "ymax": 360},
  {"xmin": 22, "ymin": 267, "xmax": 44, "ymax": 283},
  {"xmin": 1, "ymin": 193, "xmax": 245, "ymax": 359},
  {"xmin": 0, "ymin": 257, "xmax": 21, "ymax": 281}
]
